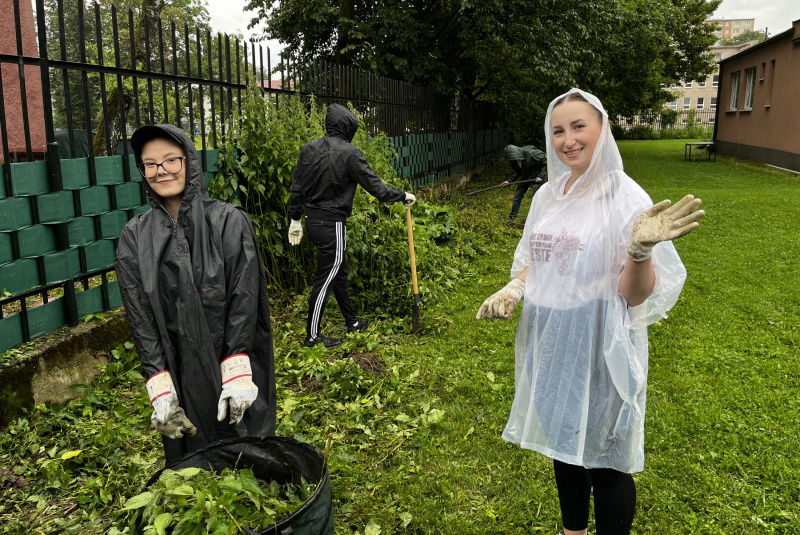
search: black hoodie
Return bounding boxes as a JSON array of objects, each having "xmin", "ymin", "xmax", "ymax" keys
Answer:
[
  {"xmin": 115, "ymin": 124, "xmax": 276, "ymax": 462},
  {"xmin": 288, "ymin": 103, "xmax": 405, "ymax": 222}
]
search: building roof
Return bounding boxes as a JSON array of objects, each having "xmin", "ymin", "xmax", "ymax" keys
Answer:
[{"xmin": 718, "ymin": 21, "xmax": 797, "ymax": 64}]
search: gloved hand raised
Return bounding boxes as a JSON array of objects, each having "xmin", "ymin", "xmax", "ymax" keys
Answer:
[
  {"xmin": 288, "ymin": 219, "xmax": 303, "ymax": 246},
  {"xmin": 404, "ymin": 192, "xmax": 416, "ymax": 207},
  {"xmin": 217, "ymin": 354, "xmax": 259, "ymax": 425},
  {"xmin": 146, "ymin": 371, "xmax": 196, "ymax": 439},
  {"xmin": 628, "ymin": 194, "xmax": 705, "ymax": 262},
  {"xmin": 476, "ymin": 278, "xmax": 526, "ymax": 320}
]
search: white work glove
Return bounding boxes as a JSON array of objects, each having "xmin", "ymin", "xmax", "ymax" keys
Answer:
[
  {"xmin": 217, "ymin": 354, "xmax": 259, "ymax": 425},
  {"xmin": 500, "ymin": 181, "xmax": 510, "ymax": 187},
  {"xmin": 628, "ymin": 194, "xmax": 705, "ymax": 262},
  {"xmin": 476, "ymin": 278, "xmax": 526, "ymax": 320},
  {"xmin": 146, "ymin": 371, "xmax": 196, "ymax": 438},
  {"xmin": 404, "ymin": 192, "xmax": 416, "ymax": 207},
  {"xmin": 288, "ymin": 219, "xmax": 303, "ymax": 246}
]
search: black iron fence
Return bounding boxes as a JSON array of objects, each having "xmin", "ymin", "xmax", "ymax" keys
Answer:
[
  {"xmin": 0, "ymin": 0, "xmax": 504, "ymax": 352},
  {"xmin": 612, "ymin": 108, "xmax": 718, "ymax": 132}
]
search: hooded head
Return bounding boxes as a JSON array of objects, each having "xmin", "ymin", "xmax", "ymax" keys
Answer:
[
  {"xmin": 503, "ymin": 144, "xmax": 524, "ymax": 162},
  {"xmin": 131, "ymin": 124, "xmax": 207, "ymax": 210},
  {"xmin": 544, "ymin": 88, "xmax": 622, "ymax": 197},
  {"xmin": 326, "ymin": 103, "xmax": 359, "ymax": 142}
]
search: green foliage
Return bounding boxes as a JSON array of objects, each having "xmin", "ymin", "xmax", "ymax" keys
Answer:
[
  {"xmin": 5, "ymin": 143, "xmax": 800, "ymax": 534},
  {"xmin": 123, "ymin": 467, "xmax": 316, "ymax": 534},
  {"xmin": 244, "ymin": 0, "xmax": 721, "ymax": 143},
  {"xmin": 209, "ymin": 87, "xmax": 476, "ymax": 315},
  {"xmin": 718, "ymin": 29, "xmax": 766, "ymax": 46},
  {"xmin": 209, "ymin": 87, "xmax": 324, "ymax": 292}
]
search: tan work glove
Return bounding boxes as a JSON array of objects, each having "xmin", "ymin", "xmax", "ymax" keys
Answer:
[
  {"xmin": 154, "ymin": 407, "xmax": 197, "ymax": 439},
  {"xmin": 476, "ymin": 278, "xmax": 526, "ymax": 319},
  {"xmin": 217, "ymin": 354, "xmax": 259, "ymax": 425},
  {"xmin": 146, "ymin": 371, "xmax": 197, "ymax": 439},
  {"xmin": 628, "ymin": 195, "xmax": 705, "ymax": 262}
]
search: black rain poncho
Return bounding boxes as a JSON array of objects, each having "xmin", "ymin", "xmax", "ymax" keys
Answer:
[
  {"xmin": 288, "ymin": 104, "xmax": 405, "ymax": 222},
  {"xmin": 115, "ymin": 124, "xmax": 276, "ymax": 462}
]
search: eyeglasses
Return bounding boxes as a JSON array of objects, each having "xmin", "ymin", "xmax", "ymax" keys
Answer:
[{"xmin": 137, "ymin": 157, "xmax": 186, "ymax": 178}]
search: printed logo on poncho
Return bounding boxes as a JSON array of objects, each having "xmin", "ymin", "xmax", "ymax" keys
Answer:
[{"xmin": 531, "ymin": 229, "xmax": 584, "ymax": 277}]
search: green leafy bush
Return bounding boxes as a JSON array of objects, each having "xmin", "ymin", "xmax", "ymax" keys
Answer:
[{"xmin": 210, "ymin": 85, "xmax": 475, "ymax": 317}]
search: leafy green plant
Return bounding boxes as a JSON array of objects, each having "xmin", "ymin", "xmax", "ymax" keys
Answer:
[
  {"xmin": 123, "ymin": 466, "xmax": 316, "ymax": 534},
  {"xmin": 209, "ymin": 86, "xmax": 477, "ymax": 316}
]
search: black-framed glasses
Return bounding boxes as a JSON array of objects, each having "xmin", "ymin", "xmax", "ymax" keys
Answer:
[{"xmin": 137, "ymin": 157, "xmax": 186, "ymax": 178}]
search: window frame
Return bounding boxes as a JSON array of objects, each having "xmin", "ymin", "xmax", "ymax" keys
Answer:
[
  {"xmin": 696, "ymin": 97, "xmax": 705, "ymax": 111},
  {"xmin": 730, "ymin": 71, "xmax": 741, "ymax": 110},
  {"xmin": 683, "ymin": 97, "xmax": 692, "ymax": 111},
  {"xmin": 744, "ymin": 67, "xmax": 756, "ymax": 109}
]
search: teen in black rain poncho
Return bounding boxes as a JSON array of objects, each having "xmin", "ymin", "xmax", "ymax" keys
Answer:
[{"xmin": 116, "ymin": 124, "xmax": 276, "ymax": 463}]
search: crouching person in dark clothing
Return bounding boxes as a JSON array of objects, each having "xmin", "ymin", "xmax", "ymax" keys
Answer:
[
  {"xmin": 288, "ymin": 103, "xmax": 416, "ymax": 349},
  {"xmin": 115, "ymin": 124, "xmax": 276, "ymax": 463},
  {"xmin": 501, "ymin": 144, "xmax": 548, "ymax": 221}
]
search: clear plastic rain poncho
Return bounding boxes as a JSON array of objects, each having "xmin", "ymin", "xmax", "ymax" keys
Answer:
[{"xmin": 501, "ymin": 89, "xmax": 687, "ymax": 473}]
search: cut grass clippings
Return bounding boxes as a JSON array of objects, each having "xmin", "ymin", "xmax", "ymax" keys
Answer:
[{"xmin": 1, "ymin": 139, "xmax": 798, "ymax": 534}]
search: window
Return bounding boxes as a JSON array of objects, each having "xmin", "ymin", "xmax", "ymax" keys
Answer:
[
  {"xmin": 715, "ymin": 52, "xmax": 723, "ymax": 62},
  {"xmin": 744, "ymin": 67, "xmax": 756, "ymax": 109},
  {"xmin": 697, "ymin": 98, "xmax": 705, "ymax": 110},
  {"xmin": 685, "ymin": 81, "xmax": 693, "ymax": 88},
  {"xmin": 699, "ymin": 80, "xmax": 707, "ymax": 88},
  {"xmin": 745, "ymin": 20, "xmax": 751, "ymax": 26},
  {"xmin": 713, "ymin": 74, "xmax": 719, "ymax": 87},
  {"xmin": 682, "ymin": 117, "xmax": 688, "ymax": 125},
  {"xmin": 734, "ymin": 28, "xmax": 740, "ymax": 34},
  {"xmin": 670, "ymin": 99, "xmax": 678, "ymax": 110},
  {"xmin": 730, "ymin": 71, "xmax": 741, "ymax": 110},
  {"xmin": 725, "ymin": 21, "xmax": 730, "ymax": 26},
  {"xmin": 709, "ymin": 116, "xmax": 716, "ymax": 124},
  {"xmin": 711, "ymin": 97, "xmax": 718, "ymax": 110},
  {"xmin": 683, "ymin": 97, "xmax": 691, "ymax": 110},
  {"xmin": 734, "ymin": 20, "xmax": 740, "ymax": 25}
]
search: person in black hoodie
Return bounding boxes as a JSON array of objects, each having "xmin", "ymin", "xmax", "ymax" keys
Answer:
[
  {"xmin": 288, "ymin": 103, "xmax": 416, "ymax": 349},
  {"xmin": 115, "ymin": 124, "xmax": 276, "ymax": 463}
]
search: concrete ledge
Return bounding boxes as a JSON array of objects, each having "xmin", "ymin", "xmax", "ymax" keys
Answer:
[
  {"xmin": 417, "ymin": 159, "xmax": 496, "ymax": 200},
  {"xmin": 0, "ymin": 309, "xmax": 132, "ymax": 428}
]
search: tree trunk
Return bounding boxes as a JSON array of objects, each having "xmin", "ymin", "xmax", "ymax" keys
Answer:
[
  {"xmin": 336, "ymin": 0, "xmax": 354, "ymax": 65},
  {"xmin": 92, "ymin": 0, "xmax": 165, "ymax": 156}
]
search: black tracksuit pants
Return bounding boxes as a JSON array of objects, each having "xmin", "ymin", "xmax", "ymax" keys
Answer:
[{"xmin": 306, "ymin": 217, "xmax": 357, "ymax": 338}]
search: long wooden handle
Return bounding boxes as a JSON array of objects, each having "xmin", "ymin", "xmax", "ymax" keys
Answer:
[{"xmin": 405, "ymin": 207, "xmax": 419, "ymax": 295}]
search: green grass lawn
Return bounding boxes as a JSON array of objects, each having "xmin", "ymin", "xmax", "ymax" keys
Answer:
[{"xmin": 1, "ymin": 140, "xmax": 798, "ymax": 534}]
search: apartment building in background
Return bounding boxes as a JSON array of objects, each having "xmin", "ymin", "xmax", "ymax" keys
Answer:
[
  {"xmin": 706, "ymin": 17, "xmax": 756, "ymax": 42},
  {"xmin": 664, "ymin": 18, "xmax": 761, "ymax": 123}
]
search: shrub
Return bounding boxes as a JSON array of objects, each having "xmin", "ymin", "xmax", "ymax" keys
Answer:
[{"xmin": 210, "ymin": 85, "xmax": 474, "ymax": 318}]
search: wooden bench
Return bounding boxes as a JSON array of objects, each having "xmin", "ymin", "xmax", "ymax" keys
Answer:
[{"xmin": 685, "ymin": 141, "xmax": 716, "ymax": 161}]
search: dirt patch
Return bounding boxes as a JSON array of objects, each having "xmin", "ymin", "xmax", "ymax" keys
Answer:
[
  {"xmin": 287, "ymin": 376, "xmax": 325, "ymax": 394},
  {"xmin": 0, "ymin": 468, "xmax": 29, "ymax": 491},
  {"xmin": 350, "ymin": 351, "xmax": 387, "ymax": 377}
]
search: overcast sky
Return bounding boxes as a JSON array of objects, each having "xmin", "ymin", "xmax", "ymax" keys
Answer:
[
  {"xmin": 712, "ymin": 0, "xmax": 799, "ymax": 36},
  {"xmin": 204, "ymin": 0, "xmax": 800, "ymax": 56}
]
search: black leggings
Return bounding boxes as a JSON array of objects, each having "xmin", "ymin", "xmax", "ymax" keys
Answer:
[{"xmin": 553, "ymin": 459, "xmax": 636, "ymax": 535}]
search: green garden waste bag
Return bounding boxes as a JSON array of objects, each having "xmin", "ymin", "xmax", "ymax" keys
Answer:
[{"xmin": 137, "ymin": 436, "xmax": 334, "ymax": 535}]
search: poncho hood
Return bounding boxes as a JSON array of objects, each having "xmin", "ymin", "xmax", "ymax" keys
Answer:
[{"xmin": 326, "ymin": 103, "xmax": 359, "ymax": 142}]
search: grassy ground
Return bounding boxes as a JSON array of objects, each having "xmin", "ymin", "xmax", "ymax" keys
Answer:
[{"xmin": 1, "ymin": 139, "xmax": 798, "ymax": 534}]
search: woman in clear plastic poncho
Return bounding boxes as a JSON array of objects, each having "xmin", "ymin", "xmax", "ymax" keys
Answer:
[{"xmin": 476, "ymin": 89, "xmax": 704, "ymax": 535}]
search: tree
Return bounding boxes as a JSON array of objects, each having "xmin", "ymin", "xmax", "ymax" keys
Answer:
[
  {"xmin": 244, "ymin": 0, "xmax": 721, "ymax": 142},
  {"xmin": 718, "ymin": 29, "xmax": 765, "ymax": 46}
]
